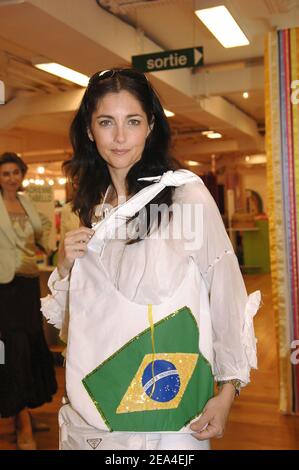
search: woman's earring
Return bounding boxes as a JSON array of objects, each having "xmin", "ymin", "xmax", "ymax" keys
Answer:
[
  {"xmin": 147, "ymin": 122, "xmax": 154, "ymax": 136},
  {"xmin": 87, "ymin": 128, "xmax": 94, "ymax": 142}
]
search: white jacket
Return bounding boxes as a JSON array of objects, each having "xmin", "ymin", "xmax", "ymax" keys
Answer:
[{"xmin": 0, "ymin": 192, "xmax": 44, "ymax": 283}]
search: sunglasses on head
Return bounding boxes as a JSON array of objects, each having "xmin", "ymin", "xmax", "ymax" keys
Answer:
[{"xmin": 87, "ymin": 68, "xmax": 149, "ymax": 88}]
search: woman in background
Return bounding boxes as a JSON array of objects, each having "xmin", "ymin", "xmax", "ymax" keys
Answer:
[
  {"xmin": 0, "ymin": 152, "xmax": 57, "ymax": 450},
  {"xmin": 42, "ymin": 69, "xmax": 260, "ymax": 450}
]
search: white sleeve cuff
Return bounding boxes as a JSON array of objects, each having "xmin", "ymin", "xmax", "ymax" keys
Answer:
[
  {"xmin": 41, "ymin": 295, "xmax": 65, "ymax": 330},
  {"xmin": 214, "ymin": 290, "xmax": 261, "ymax": 386},
  {"xmin": 41, "ymin": 268, "xmax": 70, "ymax": 330},
  {"xmin": 242, "ymin": 290, "xmax": 261, "ymax": 370}
]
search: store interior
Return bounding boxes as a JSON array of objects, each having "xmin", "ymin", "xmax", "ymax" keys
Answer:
[
  {"xmin": 0, "ymin": 1, "xmax": 273, "ymax": 270},
  {"xmin": 0, "ymin": 0, "xmax": 298, "ymax": 450}
]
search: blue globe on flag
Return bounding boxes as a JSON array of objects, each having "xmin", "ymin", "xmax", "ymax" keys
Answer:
[{"xmin": 142, "ymin": 359, "xmax": 181, "ymax": 402}]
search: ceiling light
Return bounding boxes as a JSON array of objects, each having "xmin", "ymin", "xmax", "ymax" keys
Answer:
[
  {"xmin": 48, "ymin": 179, "xmax": 54, "ymax": 186},
  {"xmin": 206, "ymin": 132, "xmax": 222, "ymax": 139},
  {"xmin": 195, "ymin": 5, "xmax": 249, "ymax": 48},
  {"xmin": 58, "ymin": 177, "xmax": 67, "ymax": 185},
  {"xmin": 201, "ymin": 130, "xmax": 214, "ymax": 136},
  {"xmin": 245, "ymin": 154, "xmax": 266, "ymax": 164},
  {"xmin": 33, "ymin": 59, "xmax": 89, "ymax": 87},
  {"xmin": 243, "ymin": 92, "xmax": 249, "ymax": 99},
  {"xmin": 164, "ymin": 109, "xmax": 175, "ymax": 117},
  {"xmin": 185, "ymin": 160, "xmax": 202, "ymax": 167},
  {"xmin": 0, "ymin": 1, "xmax": 25, "ymax": 5},
  {"xmin": 37, "ymin": 166, "xmax": 45, "ymax": 174}
]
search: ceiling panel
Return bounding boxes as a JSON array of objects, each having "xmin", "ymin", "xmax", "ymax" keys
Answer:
[{"xmin": 1, "ymin": 0, "xmax": 296, "ymax": 160}]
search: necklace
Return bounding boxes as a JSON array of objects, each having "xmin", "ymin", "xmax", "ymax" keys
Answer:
[
  {"xmin": 93, "ymin": 185, "xmax": 112, "ymax": 223},
  {"xmin": 93, "ymin": 185, "xmax": 128, "ymax": 224}
]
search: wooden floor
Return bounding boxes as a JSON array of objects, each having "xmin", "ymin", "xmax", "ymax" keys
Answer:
[
  {"xmin": 1, "ymin": 273, "xmax": 299, "ymax": 450},
  {"xmin": 213, "ymin": 274, "xmax": 299, "ymax": 450}
]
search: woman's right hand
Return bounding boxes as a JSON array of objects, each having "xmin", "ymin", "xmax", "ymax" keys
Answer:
[{"xmin": 57, "ymin": 227, "xmax": 94, "ymax": 279}]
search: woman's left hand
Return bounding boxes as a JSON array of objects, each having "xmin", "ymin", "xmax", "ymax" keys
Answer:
[{"xmin": 190, "ymin": 383, "xmax": 235, "ymax": 440}]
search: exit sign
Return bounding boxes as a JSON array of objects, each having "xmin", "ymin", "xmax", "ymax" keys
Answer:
[{"xmin": 132, "ymin": 47, "xmax": 203, "ymax": 73}]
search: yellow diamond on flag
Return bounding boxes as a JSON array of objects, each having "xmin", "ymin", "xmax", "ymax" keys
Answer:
[{"xmin": 116, "ymin": 352, "xmax": 198, "ymax": 414}]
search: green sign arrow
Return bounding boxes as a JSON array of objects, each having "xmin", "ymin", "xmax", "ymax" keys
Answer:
[{"xmin": 132, "ymin": 47, "xmax": 204, "ymax": 73}]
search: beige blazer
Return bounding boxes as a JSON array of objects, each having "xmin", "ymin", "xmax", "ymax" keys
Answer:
[{"xmin": 0, "ymin": 192, "xmax": 43, "ymax": 284}]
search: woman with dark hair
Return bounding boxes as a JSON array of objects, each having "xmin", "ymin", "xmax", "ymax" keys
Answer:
[
  {"xmin": 42, "ymin": 69, "xmax": 260, "ymax": 450},
  {"xmin": 0, "ymin": 152, "xmax": 57, "ymax": 450}
]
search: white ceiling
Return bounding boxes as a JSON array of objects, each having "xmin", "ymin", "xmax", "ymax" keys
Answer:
[{"xmin": 0, "ymin": 0, "xmax": 298, "ymax": 167}]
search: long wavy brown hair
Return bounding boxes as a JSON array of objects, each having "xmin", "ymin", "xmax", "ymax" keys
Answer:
[{"xmin": 65, "ymin": 68, "xmax": 181, "ymax": 240}]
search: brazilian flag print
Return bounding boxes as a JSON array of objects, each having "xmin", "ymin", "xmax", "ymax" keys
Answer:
[{"xmin": 82, "ymin": 306, "xmax": 214, "ymax": 432}]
